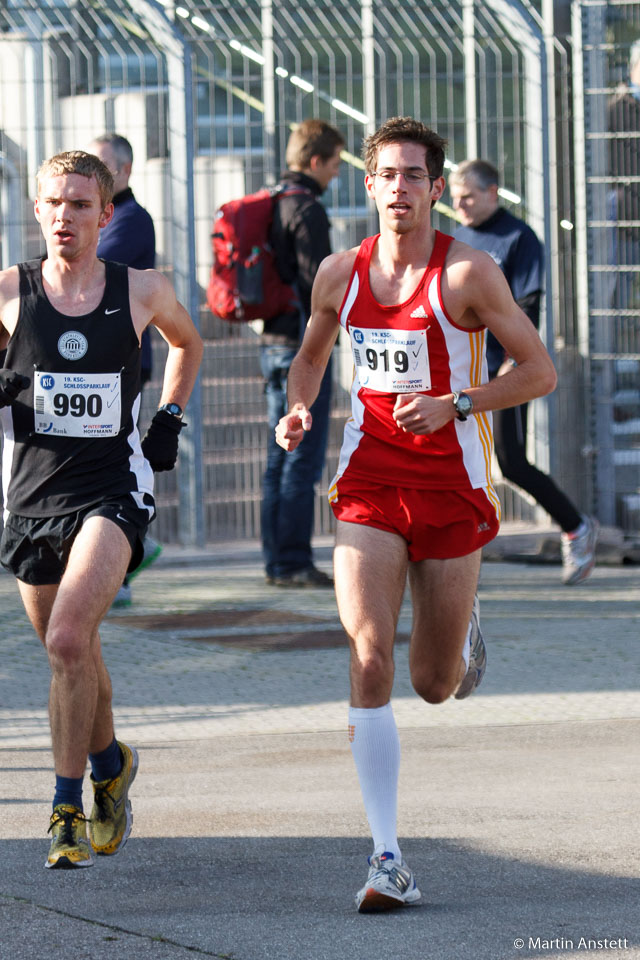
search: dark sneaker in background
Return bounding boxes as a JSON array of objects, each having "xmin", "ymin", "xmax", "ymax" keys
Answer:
[{"xmin": 274, "ymin": 565, "xmax": 333, "ymax": 588}]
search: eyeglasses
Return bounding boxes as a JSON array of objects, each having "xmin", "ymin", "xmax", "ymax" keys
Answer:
[{"xmin": 373, "ymin": 169, "xmax": 437, "ymax": 185}]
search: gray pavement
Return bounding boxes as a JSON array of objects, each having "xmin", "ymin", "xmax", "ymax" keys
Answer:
[{"xmin": 1, "ymin": 528, "xmax": 639, "ymax": 960}]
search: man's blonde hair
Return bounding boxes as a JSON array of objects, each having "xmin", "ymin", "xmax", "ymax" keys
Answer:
[{"xmin": 36, "ymin": 150, "xmax": 114, "ymax": 208}]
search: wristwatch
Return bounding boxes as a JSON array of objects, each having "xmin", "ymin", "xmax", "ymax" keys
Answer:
[
  {"xmin": 158, "ymin": 402, "xmax": 184, "ymax": 419},
  {"xmin": 452, "ymin": 391, "xmax": 473, "ymax": 421}
]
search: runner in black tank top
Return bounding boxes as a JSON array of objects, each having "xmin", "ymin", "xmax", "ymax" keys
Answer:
[
  {"xmin": 0, "ymin": 150, "xmax": 202, "ymax": 871},
  {"xmin": 2, "ymin": 257, "xmax": 153, "ymax": 517}
]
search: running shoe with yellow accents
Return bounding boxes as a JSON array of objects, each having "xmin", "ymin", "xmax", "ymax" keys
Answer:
[
  {"xmin": 45, "ymin": 804, "xmax": 93, "ymax": 870},
  {"xmin": 89, "ymin": 741, "xmax": 138, "ymax": 856}
]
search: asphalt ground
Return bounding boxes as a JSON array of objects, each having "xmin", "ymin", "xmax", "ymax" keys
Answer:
[{"xmin": 1, "ymin": 527, "xmax": 639, "ymax": 960}]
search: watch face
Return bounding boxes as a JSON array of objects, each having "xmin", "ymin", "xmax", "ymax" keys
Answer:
[
  {"xmin": 162, "ymin": 403, "xmax": 183, "ymax": 417},
  {"xmin": 454, "ymin": 392, "xmax": 473, "ymax": 419}
]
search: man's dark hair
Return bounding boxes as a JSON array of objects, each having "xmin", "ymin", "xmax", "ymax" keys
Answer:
[
  {"xmin": 285, "ymin": 119, "xmax": 345, "ymax": 170},
  {"xmin": 362, "ymin": 117, "xmax": 447, "ymax": 179},
  {"xmin": 449, "ymin": 159, "xmax": 499, "ymax": 191}
]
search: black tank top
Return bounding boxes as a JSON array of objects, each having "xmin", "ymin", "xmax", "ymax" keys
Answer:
[{"xmin": 1, "ymin": 258, "xmax": 153, "ymax": 517}]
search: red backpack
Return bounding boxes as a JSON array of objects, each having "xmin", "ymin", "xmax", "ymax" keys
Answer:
[{"xmin": 206, "ymin": 185, "xmax": 310, "ymax": 323}]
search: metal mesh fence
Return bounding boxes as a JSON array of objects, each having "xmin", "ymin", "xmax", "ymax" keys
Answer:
[
  {"xmin": 0, "ymin": 0, "xmax": 601, "ymax": 543},
  {"xmin": 574, "ymin": 0, "xmax": 640, "ymax": 531}
]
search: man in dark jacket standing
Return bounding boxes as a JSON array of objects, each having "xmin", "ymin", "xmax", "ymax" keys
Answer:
[
  {"xmin": 89, "ymin": 135, "xmax": 155, "ymax": 384},
  {"xmin": 89, "ymin": 134, "xmax": 161, "ymax": 604},
  {"xmin": 261, "ymin": 119, "xmax": 344, "ymax": 586},
  {"xmin": 450, "ymin": 159, "xmax": 597, "ymax": 585}
]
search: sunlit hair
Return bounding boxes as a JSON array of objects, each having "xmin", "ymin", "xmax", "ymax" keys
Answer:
[
  {"xmin": 36, "ymin": 150, "xmax": 114, "ymax": 208},
  {"xmin": 362, "ymin": 117, "xmax": 447, "ymax": 179},
  {"xmin": 285, "ymin": 119, "xmax": 345, "ymax": 169},
  {"xmin": 449, "ymin": 159, "xmax": 499, "ymax": 192},
  {"xmin": 90, "ymin": 133, "xmax": 134, "ymax": 169}
]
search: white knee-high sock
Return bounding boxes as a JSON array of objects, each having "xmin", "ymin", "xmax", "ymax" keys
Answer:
[{"xmin": 348, "ymin": 702, "xmax": 401, "ymax": 861}]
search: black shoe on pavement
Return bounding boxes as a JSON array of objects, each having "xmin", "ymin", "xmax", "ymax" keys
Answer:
[{"xmin": 274, "ymin": 566, "xmax": 333, "ymax": 588}]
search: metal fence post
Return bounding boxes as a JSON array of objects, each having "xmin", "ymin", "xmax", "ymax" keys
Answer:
[
  {"xmin": 262, "ymin": 0, "xmax": 277, "ymax": 186},
  {"xmin": 361, "ymin": 0, "xmax": 378, "ymax": 237},
  {"xmin": 463, "ymin": 0, "xmax": 478, "ymax": 158},
  {"xmin": 126, "ymin": 0, "xmax": 205, "ymax": 546},
  {"xmin": 571, "ymin": 0, "xmax": 596, "ymax": 515},
  {"xmin": 484, "ymin": 0, "xmax": 555, "ymax": 486}
]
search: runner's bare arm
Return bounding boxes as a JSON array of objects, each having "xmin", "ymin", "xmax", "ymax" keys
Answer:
[
  {"xmin": 394, "ymin": 246, "xmax": 556, "ymax": 436},
  {"xmin": 446, "ymin": 245, "xmax": 557, "ymax": 411},
  {"xmin": 130, "ymin": 269, "xmax": 203, "ymax": 410},
  {"xmin": 275, "ymin": 251, "xmax": 351, "ymax": 451}
]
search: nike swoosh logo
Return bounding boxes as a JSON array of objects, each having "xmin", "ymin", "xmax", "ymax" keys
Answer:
[
  {"xmin": 105, "ymin": 308, "xmax": 121, "ymax": 315},
  {"xmin": 116, "ymin": 513, "xmax": 128, "ymax": 523}
]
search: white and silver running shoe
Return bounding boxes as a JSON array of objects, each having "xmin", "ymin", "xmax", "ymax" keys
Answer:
[
  {"xmin": 355, "ymin": 851, "xmax": 421, "ymax": 913},
  {"xmin": 454, "ymin": 593, "xmax": 486, "ymax": 700},
  {"xmin": 561, "ymin": 515, "xmax": 598, "ymax": 585}
]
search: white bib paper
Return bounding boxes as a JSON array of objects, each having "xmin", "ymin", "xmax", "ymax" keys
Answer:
[
  {"xmin": 350, "ymin": 326, "xmax": 431, "ymax": 393},
  {"xmin": 34, "ymin": 371, "xmax": 122, "ymax": 438}
]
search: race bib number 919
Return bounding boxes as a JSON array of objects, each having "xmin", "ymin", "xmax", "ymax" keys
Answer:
[
  {"xmin": 350, "ymin": 327, "xmax": 431, "ymax": 393},
  {"xmin": 34, "ymin": 371, "xmax": 122, "ymax": 438}
]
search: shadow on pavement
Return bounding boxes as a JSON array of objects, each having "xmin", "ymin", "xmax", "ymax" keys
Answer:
[{"xmin": 1, "ymin": 836, "xmax": 638, "ymax": 960}]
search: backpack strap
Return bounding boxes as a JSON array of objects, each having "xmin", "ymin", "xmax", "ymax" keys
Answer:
[
  {"xmin": 271, "ymin": 183, "xmax": 315, "ymax": 203},
  {"xmin": 269, "ymin": 183, "xmax": 316, "ymax": 339}
]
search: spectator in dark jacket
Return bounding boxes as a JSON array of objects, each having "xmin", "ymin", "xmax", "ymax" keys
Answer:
[
  {"xmin": 89, "ymin": 134, "xmax": 156, "ymax": 383},
  {"xmin": 88, "ymin": 134, "xmax": 161, "ymax": 605},
  {"xmin": 261, "ymin": 119, "xmax": 344, "ymax": 586},
  {"xmin": 450, "ymin": 159, "xmax": 597, "ymax": 586}
]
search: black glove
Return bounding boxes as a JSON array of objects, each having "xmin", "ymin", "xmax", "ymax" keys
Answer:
[
  {"xmin": 0, "ymin": 369, "xmax": 30, "ymax": 408},
  {"xmin": 141, "ymin": 409, "xmax": 184, "ymax": 472}
]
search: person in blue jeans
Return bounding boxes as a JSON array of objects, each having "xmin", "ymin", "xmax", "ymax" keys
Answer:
[
  {"xmin": 261, "ymin": 346, "xmax": 333, "ymax": 584},
  {"xmin": 261, "ymin": 119, "xmax": 344, "ymax": 586}
]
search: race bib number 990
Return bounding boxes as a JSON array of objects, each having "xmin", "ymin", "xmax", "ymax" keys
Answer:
[
  {"xmin": 34, "ymin": 371, "xmax": 122, "ymax": 438},
  {"xmin": 350, "ymin": 327, "xmax": 431, "ymax": 393}
]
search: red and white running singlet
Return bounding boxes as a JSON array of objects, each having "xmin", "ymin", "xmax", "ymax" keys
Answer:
[{"xmin": 329, "ymin": 231, "xmax": 498, "ymax": 506}]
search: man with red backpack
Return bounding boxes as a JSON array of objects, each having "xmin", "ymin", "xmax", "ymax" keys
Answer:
[{"xmin": 261, "ymin": 119, "xmax": 344, "ymax": 587}]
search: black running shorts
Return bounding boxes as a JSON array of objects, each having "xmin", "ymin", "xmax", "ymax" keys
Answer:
[{"xmin": 0, "ymin": 493, "xmax": 156, "ymax": 585}]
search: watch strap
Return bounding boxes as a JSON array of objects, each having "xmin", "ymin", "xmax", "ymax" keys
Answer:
[{"xmin": 158, "ymin": 402, "xmax": 183, "ymax": 419}]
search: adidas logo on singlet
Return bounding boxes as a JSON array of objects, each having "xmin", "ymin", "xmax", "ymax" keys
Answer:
[{"xmin": 410, "ymin": 305, "xmax": 429, "ymax": 318}]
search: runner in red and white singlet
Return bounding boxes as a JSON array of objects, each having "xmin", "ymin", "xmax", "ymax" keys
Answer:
[
  {"xmin": 328, "ymin": 228, "xmax": 502, "ymax": 559},
  {"xmin": 275, "ymin": 118, "xmax": 557, "ymax": 913},
  {"xmin": 334, "ymin": 229, "xmax": 494, "ymax": 493}
]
